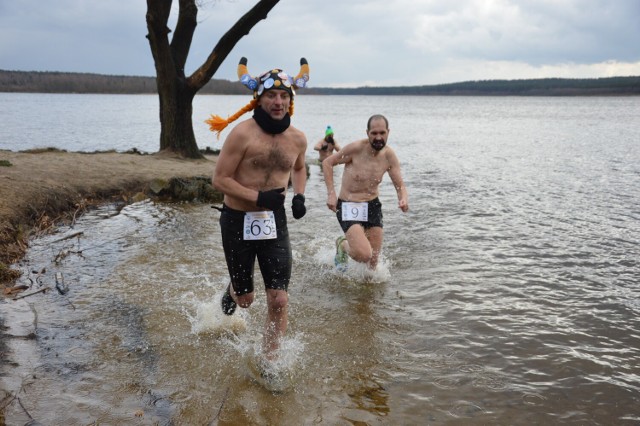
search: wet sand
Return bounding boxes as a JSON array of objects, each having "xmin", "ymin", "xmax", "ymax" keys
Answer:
[{"xmin": 0, "ymin": 149, "xmax": 217, "ymax": 284}]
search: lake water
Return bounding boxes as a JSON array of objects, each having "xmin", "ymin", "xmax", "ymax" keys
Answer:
[{"xmin": 1, "ymin": 93, "xmax": 640, "ymax": 424}]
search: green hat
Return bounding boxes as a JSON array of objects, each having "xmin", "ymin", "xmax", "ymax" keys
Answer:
[{"xmin": 325, "ymin": 125, "xmax": 334, "ymax": 137}]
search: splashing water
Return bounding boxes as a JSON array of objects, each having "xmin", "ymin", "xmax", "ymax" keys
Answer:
[
  {"xmin": 190, "ymin": 297, "xmax": 247, "ymax": 336},
  {"xmin": 312, "ymin": 242, "xmax": 392, "ymax": 283},
  {"xmin": 189, "ymin": 286, "xmax": 307, "ymax": 393}
]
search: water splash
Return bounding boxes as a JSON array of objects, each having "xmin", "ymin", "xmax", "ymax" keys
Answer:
[
  {"xmin": 311, "ymin": 239, "xmax": 392, "ymax": 283},
  {"xmin": 242, "ymin": 335, "xmax": 306, "ymax": 393},
  {"xmin": 187, "ymin": 284, "xmax": 307, "ymax": 392},
  {"xmin": 190, "ymin": 296, "xmax": 247, "ymax": 336}
]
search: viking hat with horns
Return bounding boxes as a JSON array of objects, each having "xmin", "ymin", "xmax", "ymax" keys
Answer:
[{"xmin": 205, "ymin": 57, "xmax": 310, "ymax": 138}]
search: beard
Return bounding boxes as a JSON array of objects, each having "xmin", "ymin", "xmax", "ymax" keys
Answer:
[{"xmin": 371, "ymin": 139, "xmax": 386, "ymax": 151}]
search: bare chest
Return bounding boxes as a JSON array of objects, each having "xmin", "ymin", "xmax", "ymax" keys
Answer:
[
  {"xmin": 346, "ymin": 154, "xmax": 388, "ymax": 185},
  {"xmin": 243, "ymin": 138, "xmax": 296, "ymax": 172}
]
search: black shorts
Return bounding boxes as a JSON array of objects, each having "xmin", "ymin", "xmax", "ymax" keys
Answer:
[
  {"xmin": 336, "ymin": 198, "xmax": 384, "ymax": 233},
  {"xmin": 219, "ymin": 204, "xmax": 292, "ymax": 295}
]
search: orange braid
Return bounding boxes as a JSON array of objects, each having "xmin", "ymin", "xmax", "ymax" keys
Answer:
[
  {"xmin": 205, "ymin": 99, "xmax": 258, "ymax": 139},
  {"xmin": 289, "ymin": 100, "xmax": 295, "ymax": 117}
]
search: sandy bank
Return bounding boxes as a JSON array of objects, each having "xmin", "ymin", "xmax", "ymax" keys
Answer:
[{"xmin": 0, "ymin": 149, "xmax": 218, "ymax": 284}]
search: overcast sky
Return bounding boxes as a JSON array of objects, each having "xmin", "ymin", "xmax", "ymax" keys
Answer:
[{"xmin": 1, "ymin": 0, "xmax": 639, "ymax": 88}]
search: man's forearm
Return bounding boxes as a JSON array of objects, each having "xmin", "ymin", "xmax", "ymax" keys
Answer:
[
  {"xmin": 291, "ymin": 167, "xmax": 307, "ymax": 195},
  {"xmin": 322, "ymin": 163, "xmax": 335, "ymax": 194}
]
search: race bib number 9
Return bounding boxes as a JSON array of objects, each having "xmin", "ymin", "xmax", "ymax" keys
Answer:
[
  {"xmin": 244, "ymin": 211, "xmax": 277, "ymax": 240},
  {"xmin": 341, "ymin": 201, "xmax": 368, "ymax": 222}
]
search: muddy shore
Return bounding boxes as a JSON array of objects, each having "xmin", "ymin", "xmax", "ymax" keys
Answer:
[{"xmin": 0, "ymin": 149, "xmax": 220, "ymax": 285}]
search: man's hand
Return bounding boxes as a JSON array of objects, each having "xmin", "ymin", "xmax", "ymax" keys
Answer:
[
  {"xmin": 256, "ymin": 187, "xmax": 285, "ymax": 210},
  {"xmin": 326, "ymin": 191, "xmax": 338, "ymax": 212},
  {"xmin": 291, "ymin": 194, "xmax": 306, "ymax": 219},
  {"xmin": 399, "ymin": 198, "xmax": 409, "ymax": 212}
]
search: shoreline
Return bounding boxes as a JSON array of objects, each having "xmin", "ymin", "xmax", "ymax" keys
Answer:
[{"xmin": 0, "ymin": 149, "xmax": 221, "ymax": 285}]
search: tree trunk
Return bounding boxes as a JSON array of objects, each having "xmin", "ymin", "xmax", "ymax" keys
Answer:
[
  {"xmin": 157, "ymin": 84, "xmax": 200, "ymax": 157},
  {"xmin": 145, "ymin": 0, "xmax": 280, "ymax": 159}
]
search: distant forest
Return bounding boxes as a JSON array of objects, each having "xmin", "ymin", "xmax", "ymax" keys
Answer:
[
  {"xmin": 0, "ymin": 70, "xmax": 246, "ymax": 95},
  {"xmin": 1, "ymin": 69, "xmax": 639, "ymax": 96}
]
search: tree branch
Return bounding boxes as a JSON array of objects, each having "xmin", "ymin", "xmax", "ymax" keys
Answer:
[
  {"xmin": 146, "ymin": 0, "xmax": 178, "ymax": 84},
  {"xmin": 188, "ymin": 0, "xmax": 280, "ymax": 90},
  {"xmin": 171, "ymin": 0, "xmax": 198, "ymax": 76}
]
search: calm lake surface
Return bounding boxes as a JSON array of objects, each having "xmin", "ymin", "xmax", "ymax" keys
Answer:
[{"xmin": 1, "ymin": 93, "xmax": 639, "ymax": 424}]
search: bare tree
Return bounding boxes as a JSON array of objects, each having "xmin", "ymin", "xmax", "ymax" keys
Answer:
[{"xmin": 145, "ymin": 0, "xmax": 280, "ymax": 158}]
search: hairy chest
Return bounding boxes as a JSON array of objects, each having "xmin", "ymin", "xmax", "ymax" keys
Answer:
[{"xmin": 243, "ymin": 138, "xmax": 296, "ymax": 172}]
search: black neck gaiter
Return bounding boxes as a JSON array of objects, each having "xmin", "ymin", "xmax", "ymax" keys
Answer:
[{"xmin": 253, "ymin": 106, "xmax": 291, "ymax": 135}]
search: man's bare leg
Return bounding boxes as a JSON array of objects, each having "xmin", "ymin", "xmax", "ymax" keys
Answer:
[
  {"xmin": 364, "ymin": 227, "xmax": 384, "ymax": 270},
  {"xmin": 344, "ymin": 225, "xmax": 373, "ymax": 264},
  {"xmin": 263, "ymin": 288, "xmax": 288, "ymax": 360}
]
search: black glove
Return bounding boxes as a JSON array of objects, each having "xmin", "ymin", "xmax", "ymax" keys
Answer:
[
  {"xmin": 291, "ymin": 193, "xmax": 306, "ymax": 219},
  {"xmin": 256, "ymin": 187, "xmax": 285, "ymax": 211}
]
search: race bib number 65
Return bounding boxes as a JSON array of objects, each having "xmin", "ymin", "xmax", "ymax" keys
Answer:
[
  {"xmin": 341, "ymin": 201, "xmax": 368, "ymax": 222},
  {"xmin": 244, "ymin": 211, "xmax": 277, "ymax": 240}
]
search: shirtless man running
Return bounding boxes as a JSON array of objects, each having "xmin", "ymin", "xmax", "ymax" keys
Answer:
[
  {"xmin": 322, "ymin": 114, "xmax": 409, "ymax": 271},
  {"xmin": 207, "ymin": 57, "xmax": 309, "ymax": 359}
]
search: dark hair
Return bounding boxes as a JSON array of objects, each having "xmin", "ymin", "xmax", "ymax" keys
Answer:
[
  {"xmin": 367, "ymin": 114, "xmax": 389, "ymax": 130},
  {"xmin": 325, "ymin": 135, "xmax": 334, "ymax": 144}
]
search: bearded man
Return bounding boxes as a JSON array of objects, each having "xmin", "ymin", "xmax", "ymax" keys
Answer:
[{"xmin": 322, "ymin": 114, "xmax": 409, "ymax": 271}]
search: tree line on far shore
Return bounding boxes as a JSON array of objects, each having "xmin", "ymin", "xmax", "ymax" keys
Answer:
[
  {"xmin": 1, "ymin": 69, "xmax": 639, "ymax": 96},
  {"xmin": 0, "ymin": 70, "xmax": 246, "ymax": 95}
]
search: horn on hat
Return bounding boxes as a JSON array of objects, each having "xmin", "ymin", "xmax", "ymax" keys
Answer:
[
  {"xmin": 237, "ymin": 57, "xmax": 258, "ymax": 91},
  {"xmin": 294, "ymin": 58, "xmax": 310, "ymax": 89}
]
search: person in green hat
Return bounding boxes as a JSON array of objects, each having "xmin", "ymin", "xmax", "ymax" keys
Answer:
[{"xmin": 314, "ymin": 125, "xmax": 341, "ymax": 162}]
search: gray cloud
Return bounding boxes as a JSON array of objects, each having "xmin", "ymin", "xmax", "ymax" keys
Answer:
[{"xmin": 1, "ymin": 0, "xmax": 638, "ymax": 87}]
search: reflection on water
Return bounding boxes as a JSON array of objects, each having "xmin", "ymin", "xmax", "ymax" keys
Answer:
[{"xmin": 2, "ymin": 96, "xmax": 640, "ymax": 424}]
